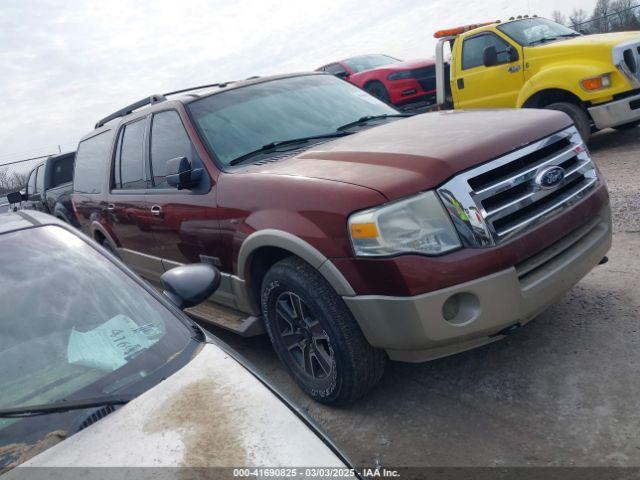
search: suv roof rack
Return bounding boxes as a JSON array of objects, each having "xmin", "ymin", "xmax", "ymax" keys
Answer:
[
  {"xmin": 95, "ymin": 94, "xmax": 166, "ymax": 128},
  {"xmin": 94, "ymin": 81, "xmax": 243, "ymax": 129}
]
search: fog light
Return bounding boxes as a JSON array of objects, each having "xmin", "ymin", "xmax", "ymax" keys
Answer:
[{"xmin": 442, "ymin": 292, "xmax": 480, "ymax": 326}]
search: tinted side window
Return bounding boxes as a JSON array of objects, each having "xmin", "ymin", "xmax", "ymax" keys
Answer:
[
  {"xmin": 51, "ymin": 155, "xmax": 74, "ymax": 187},
  {"xmin": 325, "ymin": 63, "xmax": 348, "ymax": 76},
  {"xmin": 74, "ymin": 131, "xmax": 112, "ymax": 194},
  {"xmin": 114, "ymin": 120, "xmax": 146, "ymax": 190},
  {"xmin": 462, "ymin": 33, "xmax": 513, "ymax": 70},
  {"xmin": 35, "ymin": 165, "xmax": 45, "ymax": 194},
  {"xmin": 150, "ymin": 111, "xmax": 193, "ymax": 189},
  {"xmin": 27, "ymin": 170, "xmax": 36, "ymax": 195}
]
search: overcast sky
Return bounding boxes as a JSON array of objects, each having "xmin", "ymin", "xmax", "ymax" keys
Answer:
[{"xmin": 0, "ymin": 0, "xmax": 593, "ymax": 164}]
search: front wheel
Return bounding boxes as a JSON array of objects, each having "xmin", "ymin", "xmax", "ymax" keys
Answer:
[
  {"xmin": 545, "ymin": 102, "xmax": 592, "ymax": 142},
  {"xmin": 364, "ymin": 81, "xmax": 391, "ymax": 105},
  {"xmin": 261, "ymin": 257, "xmax": 386, "ymax": 404}
]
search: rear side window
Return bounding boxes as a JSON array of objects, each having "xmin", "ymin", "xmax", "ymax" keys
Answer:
[
  {"xmin": 324, "ymin": 63, "xmax": 348, "ymax": 76},
  {"xmin": 51, "ymin": 155, "xmax": 74, "ymax": 187},
  {"xmin": 150, "ymin": 111, "xmax": 193, "ymax": 189},
  {"xmin": 74, "ymin": 131, "xmax": 113, "ymax": 194},
  {"xmin": 462, "ymin": 33, "xmax": 513, "ymax": 70},
  {"xmin": 114, "ymin": 120, "xmax": 147, "ymax": 190},
  {"xmin": 26, "ymin": 169, "xmax": 36, "ymax": 195},
  {"xmin": 35, "ymin": 165, "xmax": 45, "ymax": 194}
]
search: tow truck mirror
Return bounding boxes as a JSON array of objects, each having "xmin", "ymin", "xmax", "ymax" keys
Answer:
[
  {"xmin": 166, "ymin": 156, "xmax": 203, "ymax": 190},
  {"xmin": 6, "ymin": 191, "xmax": 24, "ymax": 204},
  {"xmin": 482, "ymin": 46, "xmax": 498, "ymax": 67},
  {"xmin": 161, "ymin": 263, "xmax": 221, "ymax": 309}
]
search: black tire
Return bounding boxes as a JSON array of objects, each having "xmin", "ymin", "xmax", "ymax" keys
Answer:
[
  {"xmin": 612, "ymin": 121, "xmax": 639, "ymax": 130},
  {"xmin": 261, "ymin": 257, "xmax": 386, "ymax": 404},
  {"xmin": 545, "ymin": 102, "xmax": 591, "ymax": 142},
  {"xmin": 364, "ymin": 81, "xmax": 391, "ymax": 104}
]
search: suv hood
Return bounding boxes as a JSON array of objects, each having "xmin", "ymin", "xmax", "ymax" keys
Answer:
[{"xmin": 250, "ymin": 109, "xmax": 572, "ymax": 201}]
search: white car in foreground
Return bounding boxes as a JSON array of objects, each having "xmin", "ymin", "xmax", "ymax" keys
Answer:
[{"xmin": 0, "ymin": 211, "xmax": 356, "ymax": 478}]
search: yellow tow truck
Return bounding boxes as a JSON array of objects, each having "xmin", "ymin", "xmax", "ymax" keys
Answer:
[{"xmin": 434, "ymin": 16, "xmax": 640, "ymax": 140}]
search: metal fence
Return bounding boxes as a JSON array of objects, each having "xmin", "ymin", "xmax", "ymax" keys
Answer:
[{"xmin": 0, "ymin": 154, "xmax": 56, "ymax": 210}]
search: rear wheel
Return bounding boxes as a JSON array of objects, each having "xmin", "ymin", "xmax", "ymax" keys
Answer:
[
  {"xmin": 261, "ymin": 257, "xmax": 386, "ymax": 404},
  {"xmin": 545, "ymin": 102, "xmax": 591, "ymax": 142},
  {"xmin": 364, "ymin": 81, "xmax": 391, "ymax": 105},
  {"xmin": 612, "ymin": 121, "xmax": 639, "ymax": 130}
]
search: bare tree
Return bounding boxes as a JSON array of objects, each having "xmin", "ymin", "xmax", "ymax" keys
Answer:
[
  {"xmin": 591, "ymin": 0, "xmax": 613, "ymax": 32},
  {"xmin": 0, "ymin": 169, "xmax": 28, "ymax": 197},
  {"xmin": 552, "ymin": 10, "xmax": 568, "ymax": 25},
  {"xmin": 569, "ymin": 8, "xmax": 590, "ymax": 31},
  {"xmin": 610, "ymin": 0, "xmax": 640, "ymax": 30}
]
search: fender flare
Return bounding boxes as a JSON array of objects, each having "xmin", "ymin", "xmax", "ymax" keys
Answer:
[
  {"xmin": 237, "ymin": 229, "xmax": 356, "ymax": 297},
  {"xmin": 89, "ymin": 221, "xmax": 118, "ymax": 249}
]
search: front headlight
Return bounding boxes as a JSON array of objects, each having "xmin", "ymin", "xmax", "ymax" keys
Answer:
[
  {"xmin": 387, "ymin": 70, "xmax": 413, "ymax": 81},
  {"xmin": 348, "ymin": 191, "xmax": 461, "ymax": 257}
]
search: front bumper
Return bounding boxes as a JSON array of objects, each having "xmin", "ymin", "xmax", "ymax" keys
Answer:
[
  {"xmin": 343, "ymin": 206, "xmax": 611, "ymax": 363},
  {"xmin": 589, "ymin": 91, "xmax": 640, "ymax": 129}
]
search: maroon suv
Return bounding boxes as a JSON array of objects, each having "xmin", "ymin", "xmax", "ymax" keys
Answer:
[{"xmin": 72, "ymin": 73, "xmax": 611, "ymax": 404}]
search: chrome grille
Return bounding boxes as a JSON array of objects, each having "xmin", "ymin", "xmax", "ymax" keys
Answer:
[
  {"xmin": 614, "ymin": 40, "xmax": 640, "ymax": 88},
  {"xmin": 437, "ymin": 126, "xmax": 599, "ymax": 247}
]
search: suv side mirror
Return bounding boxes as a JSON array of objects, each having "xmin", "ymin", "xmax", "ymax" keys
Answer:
[
  {"xmin": 482, "ymin": 46, "xmax": 498, "ymax": 67},
  {"xmin": 335, "ymin": 71, "xmax": 350, "ymax": 80},
  {"xmin": 161, "ymin": 263, "xmax": 221, "ymax": 309},
  {"xmin": 7, "ymin": 191, "xmax": 24, "ymax": 204},
  {"xmin": 166, "ymin": 156, "xmax": 203, "ymax": 190}
]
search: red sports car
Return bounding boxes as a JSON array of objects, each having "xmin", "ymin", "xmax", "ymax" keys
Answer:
[{"xmin": 317, "ymin": 54, "xmax": 437, "ymax": 109}]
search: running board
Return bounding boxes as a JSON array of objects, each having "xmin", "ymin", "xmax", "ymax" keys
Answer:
[{"xmin": 185, "ymin": 301, "xmax": 266, "ymax": 337}]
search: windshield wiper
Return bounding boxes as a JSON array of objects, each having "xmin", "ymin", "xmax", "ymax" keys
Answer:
[
  {"xmin": 529, "ymin": 33, "xmax": 580, "ymax": 46},
  {"xmin": 0, "ymin": 394, "xmax": 135, "ymax": 418},
  {"xmin": 229, "ymin": 132, "xmax": 353, "ymax": 166},
  {"xmin": 336, "ymin": 113, "xmax": 411, "ymax": 132}
]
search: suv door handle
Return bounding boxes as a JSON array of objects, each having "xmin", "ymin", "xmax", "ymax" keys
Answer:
[
  {"xmin": 457, "ymin": 78, "xmax": 465, "ymax": 89},
  {"xmin": 150, "ymin": 205, "xmax": 163, "ymax": 217}
]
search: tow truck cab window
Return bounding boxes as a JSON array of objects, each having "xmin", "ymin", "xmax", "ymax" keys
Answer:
[
  {"xmin": 114, "ymin": 119, "xmax": 147, "ymax": 190},
  {"xmin": 462, "ymin": 33, "xmax": 514, "ymax": 70},
  {"xmin": 74, "ymin": 131, "xmax": 113, "ymax": 195}
]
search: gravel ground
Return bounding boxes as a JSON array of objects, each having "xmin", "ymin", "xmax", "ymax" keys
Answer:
[{"xmin": 208, "ymin": 126, "xmax": 640, "ymax": 468}]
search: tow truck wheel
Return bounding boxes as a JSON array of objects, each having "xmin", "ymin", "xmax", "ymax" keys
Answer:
[
  {"xmin": 612, "ymin": 121, "xmax": 639, "ymax": 130},
  {"xmin": 261, "ymin": 256, "xmax": 386, "ymax": 405},
  {"xmin": 364, "ymin": 81, "xmax": 391, "ymax": 105},
  {"xmin": 545, "ymin": 102, "xmax": 591, "ymax": 142}
]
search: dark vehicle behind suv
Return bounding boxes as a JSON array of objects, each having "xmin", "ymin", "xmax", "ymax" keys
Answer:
[
  {"xmin": 72, "ymin": 73, "xmax": 611, "ymax": 404},
  {"xmin": 8, "ymin": 152, "xmax": 77, "ymax": 225}
]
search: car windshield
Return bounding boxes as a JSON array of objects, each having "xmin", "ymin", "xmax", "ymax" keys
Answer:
[
  {"xmin": 343, "ymin": 54, "xmax": 400, "ymax": 73},
  {"xmin": 497, "ymin": 18, "xmax": 581, "ymax": 46},
  {"xmin": 0, "ymin": 225, "xmax": 197, "ymax": 465},
  {"xmin": 187, "ymin": 75, "xmax": 397, "ymax": 167}
]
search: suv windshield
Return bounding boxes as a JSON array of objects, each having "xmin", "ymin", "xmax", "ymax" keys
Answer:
[
  {"xmin": 343, "ymin": 54, "xmax": 400, "ymax": 73},
  {"xmin": 498, "ymin": 18, "xmax": 581, "ymax": 46},
  {"xmin": 187, "ymin": 74, "xmax": 397, "ymax": 167},
  {"xmin": 0, "ymin": 225, "xmax": 198, "ymax": 466}
]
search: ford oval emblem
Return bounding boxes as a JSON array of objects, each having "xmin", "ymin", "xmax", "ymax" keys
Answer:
[{"xmin": 535, "ymin": 166, "xmax": 565, "ymax": 190}]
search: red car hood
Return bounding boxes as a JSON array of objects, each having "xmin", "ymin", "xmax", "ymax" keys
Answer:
[{"xmin": 249, "ymin": 109, "xmax": 573, "ymax": 201}]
